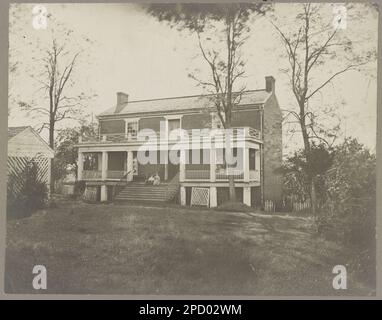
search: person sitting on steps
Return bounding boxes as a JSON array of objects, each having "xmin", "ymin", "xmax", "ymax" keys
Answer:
[
  {"xmin": 153, "ymin": 172, "xmax": 161, "ymax": 186},
  {"xmin": 146, "ymin": 173, "xmax": 155, "ymax": 185}
]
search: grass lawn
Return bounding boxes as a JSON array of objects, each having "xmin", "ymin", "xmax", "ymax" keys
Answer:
[{"xmin": 5, "ymin": 199, "xmax": 374, "ymax": 296}]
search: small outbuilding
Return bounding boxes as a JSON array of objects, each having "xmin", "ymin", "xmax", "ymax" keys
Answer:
[{"xmin": 7, "ymin": 126, "xmax": 54, "ymax": 196}]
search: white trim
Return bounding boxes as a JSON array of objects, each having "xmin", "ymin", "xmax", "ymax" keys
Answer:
[
  {"xmin": 164, "ymin": 115, "xmax": 183, "ymax": 120},
  {"xmin": 165, "ymin": 115, "xmax": 183, "ymax": 140},
  {"xmin": 124, "ymin": 117, "xmax": 140, "ymax": 123}
]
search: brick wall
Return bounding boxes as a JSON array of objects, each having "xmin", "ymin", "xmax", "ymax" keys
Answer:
[
  {"xmin": 108, "ymin": 152, "xmax": 126, "ymax": 171},
  {"xmin": 182, "ymin": 112, "xmax": 211, "ymax": 130},
  {"xmin": 99, "ymin": 110, "xmax": 261, "ymax": 134},
  {"xmin": 139, "ymin": 116, "xmax": 166, "ymax": 132},
  {"xmin": 231, "ymin": 109, "xmax": 261, "ymax": 130},
  {"xmin": 99, "ymin": 120, "xmax": 125, "ymax": 134},
  {"xmin": 138, "ymin": 163, "xmax": 165, "ymax": 180}
]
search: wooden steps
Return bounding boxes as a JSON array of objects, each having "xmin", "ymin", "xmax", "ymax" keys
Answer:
[{"xmin": 114, "ymin": 182, "xmax": 179, "ymax": 203}]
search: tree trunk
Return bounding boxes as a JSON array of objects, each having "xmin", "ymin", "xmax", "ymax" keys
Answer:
[
  {"xmin": 310, "ymin": 177, "xmax": 317, "ymax": 217},
  {"xmin": 49, "ymin": 120, "xmax": 55, "ymax": 194},
  {"xmin": 299, "ymin": 103, "xmax": 317, "ymax": 216},
  {"xmin": 225, "ymin": 122, "xmax": 236, "ymax": 202},
  {"xmin": 228, "ymin": 175, "xmax": 236, "ymax": 202}
]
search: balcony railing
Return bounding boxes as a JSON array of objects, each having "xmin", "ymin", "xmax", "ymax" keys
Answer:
[
  {"xmin": 79, "ymin": 127, "xmax": 261, "ymax": 144},
  {"xmin": 249, "ymin": 170, "xmax": 260, "ymax": 181}
]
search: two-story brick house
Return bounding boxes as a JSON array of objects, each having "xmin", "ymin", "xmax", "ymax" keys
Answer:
[{"xmin": 76, "ymin": 76, "xmax": 282, "ymax": 207}]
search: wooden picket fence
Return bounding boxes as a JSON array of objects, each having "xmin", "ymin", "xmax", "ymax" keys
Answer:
[
  {"xmin": 264, "ymin": 200, "xmax": 275, "ymax": 212},
  {"xmin": 292, "ymin": 200, "xmax": 311, "ymax": 212},
  {"xmin": 264, "ymin": 199, "xmax": 311, "ymax": 213},
  {"xmin": 82, "ymin": 186, "xmax": 98, "ymax": 202}
]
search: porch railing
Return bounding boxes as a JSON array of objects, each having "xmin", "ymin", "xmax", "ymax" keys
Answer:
[
  {"xmin": 216, "ymin": 170, "xmax": 244, "ymax": 180},
  {"xmin": 81, "ymin": 170, "xmax": 128, "ymax": 180},
  {"xmin": 82, "ymin": 170, "xmax": 102, "ymax": 180},
  {"xmin": 185, "ymin": 170, "xmax": 210, "ymax": 180},
  {"xmin": 107, "ymin": 170, "xmax": 128, "ymax": 179},
  {"xmin": 184, "ymin": 169, "xmax": 259, "ymax": 181},
  {"xmin": 249, "ymin": 170, "xmax": 260, "ymax": 181}
]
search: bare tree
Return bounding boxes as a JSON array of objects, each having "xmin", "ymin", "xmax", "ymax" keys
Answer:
[
  {"xmin": 19, "ymin": 39, "xmax": 90, "ymax": 192},
  {"xmin": 20, "ymin": 40, "xmax": 85, "ymax": 147},
  {"xmin": 147, "ymin": 4, "xmax": 267, "ymax": 201},
  {"xmin": 270, "ymin": 3, "xmax": 374, "ymax": 215}
]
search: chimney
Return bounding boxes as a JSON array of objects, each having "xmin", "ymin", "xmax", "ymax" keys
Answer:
[
  {"xmin": 265, "ymin": 76, "xmax": 275, "ymax": 93},
  {"xmin": 115, "ymin": 92, "xmax": 129, "ymax": 113}
]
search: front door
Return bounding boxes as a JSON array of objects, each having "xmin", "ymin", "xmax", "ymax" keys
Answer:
[
  {"xmin": 133, "ymin": 151, "xmax": 138, "ymax": 176},
  {"xmin": 168, "ymin": 162, "xmax": 179, "ymax": 181}
]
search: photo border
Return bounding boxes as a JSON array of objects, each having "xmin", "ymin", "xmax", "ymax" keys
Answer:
[{"xmin": 0, "ymin": 0, "xmax": 380, "ymax": 300}]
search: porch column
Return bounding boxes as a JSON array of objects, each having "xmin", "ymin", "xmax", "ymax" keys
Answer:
[
  {"xmin": 180, "ymin": 186, "xmax": 186, "ymax": 206},
  {"xmin": 243, "ymin": 187, "xmax": 251, "ymax": 206},
  {"xmin": 101, "ymin": 151, "xmax": 108, "ymax": 180},
  {"xmin": 97, "ymin": 153, "xmax": 102, "ymax": 171},
  {"xmin": 78, "ymin": 152, "xmax": 84, "ymax": 180},
  {"xmin": 164, "ymin": 164, "xmax": 169, "ymax": 181},
  {"xmin": 210, "ymin": 186, "xmax": 217, "ymax": 208},
  {"xmin": 179, "ymin": 149, "xmax": 186, "ymax": 182},
  {"xmin": 243, "ymin": 147, "xmax": 250, "ymax": 182},
  {"xmin": 127, "ymin": 150, "xmax": 134, "ymax": 182},
  {"xmin": 210, "ymin": 147, "xmax": 216, "ymax": 182},
  {"xmin": 255, "ymin": 149, "xmax": 260, "ymax": 171},
  {"xmin": 100, "ymin": 185, "xmax": 108, "ymax": 202}
]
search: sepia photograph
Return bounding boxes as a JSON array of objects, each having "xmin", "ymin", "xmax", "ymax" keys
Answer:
[{"xmin": 4, "ymin": 1, "xmax": 379, "ymax": 297}]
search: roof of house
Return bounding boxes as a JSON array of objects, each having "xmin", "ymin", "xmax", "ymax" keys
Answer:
[
  {"xmin": 99, "ymin": 90, "xmax": 271, "ymax": 117},
  {"xmin": 8, "ymin": 126, "xmax": 30, "ymax": 140},
  {"xmin": 8, "ymin": 126, "xmax": 54, "ymax": 158}
]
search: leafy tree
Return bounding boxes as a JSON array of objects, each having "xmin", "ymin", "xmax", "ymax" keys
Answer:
[
  {"xmin": 282, "ymin": 142, "xmax": 332, "ymax": 205},
  {"xmin": 270, "ymin": 3, "xmax": 376, "ymax": 214},
  {"xmin": 324, "ymin": 138, "xmax": 376, "ymax": 221},
  {"xmin": 146, "ymin": 3, "xmax": 268, "ymax": 201},
  {"xmin": 54, "ymin": 122, "xmax": 98, "ymax": 181},
  {"xmin": 323, "ymin": 138, "xmax": 376, "ymax": 285}
]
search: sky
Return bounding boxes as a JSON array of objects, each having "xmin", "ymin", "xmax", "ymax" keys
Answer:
[{"xmin": 8, "ymin": 3, "xmax": 378, "ymax": 156}]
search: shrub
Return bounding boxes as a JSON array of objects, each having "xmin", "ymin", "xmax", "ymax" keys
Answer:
[
  {"xmin": 7, "ymin": 160, "xmax": 48, "ymax": 218},
  {"xmin": 320, "ymin": 139, "xmax": 376, "ymax": 287},
  {"xmin": 73, "ymin": 180, "xmax": 86, "ymax": 197}
]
